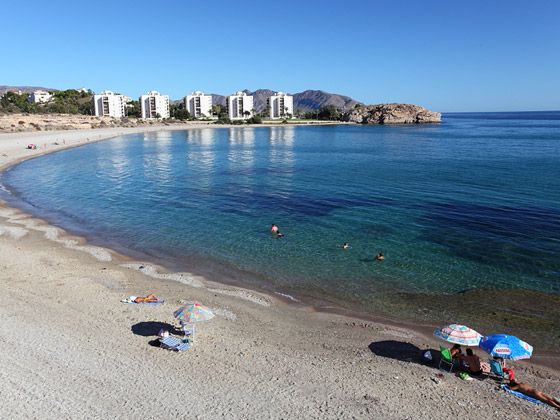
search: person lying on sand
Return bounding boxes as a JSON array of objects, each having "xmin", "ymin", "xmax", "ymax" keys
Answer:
[
  {"xmin": 508, "ymin": 380, "xmax": 560, "ymax": 410},
  {"xmin": 134, "ymin": 294, "xmax": 159, "ymax": 303}
]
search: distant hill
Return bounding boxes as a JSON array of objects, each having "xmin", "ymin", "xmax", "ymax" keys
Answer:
[
  {"xmin": 293, "ymin": 90, "xmax": 360, "ymax": 112},
  {"xmin": 208, "ymin": 89, "xmax": 361, "ymax": 113},
  {"xmin": 0, "ymin": 85, "xmax": 58, "ymax": 95}
]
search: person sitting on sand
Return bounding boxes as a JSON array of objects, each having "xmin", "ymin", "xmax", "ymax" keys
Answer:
[
  {"xmin": 375, "ymin": 252, "xmax": 385, "ymax": 261},
  {"xmin": 459, "ymin": 348, "xmax": 485, "ymax": 376},
  {"xmin": 342, "ymin": 242, "xmax": 350, "ymax": 250},
  {"xmin": 493, "ymin": 356, "xmax": 515, "ymax": 380},
  {"xmin": 134, "ymin": 294, "xmax": 159, "ymax": 303},
  {"xmin": 508, "ymin": 380, "xmax": 560, "ymax": 411},
  {"xmin": 450, "ymin": 344, "xmax": 462, "ymax": 360}
]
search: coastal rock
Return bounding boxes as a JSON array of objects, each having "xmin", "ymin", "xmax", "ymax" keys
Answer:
[{"xmin": 342, "ymin": 103, "xmax": 441, "ymax": 124}]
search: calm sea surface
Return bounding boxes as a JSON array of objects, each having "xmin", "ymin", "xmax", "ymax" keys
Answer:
[{"xmin": 2, "ymin": 112, "xmax": 560, "ymax": 313}]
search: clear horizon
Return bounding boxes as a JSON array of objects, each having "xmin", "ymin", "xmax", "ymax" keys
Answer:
[{"xmin": 1, "ymin": 0, "xmax": 559, "ymax": 112}]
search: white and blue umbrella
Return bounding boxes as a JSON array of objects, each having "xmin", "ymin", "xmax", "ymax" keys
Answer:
[
  {"xmin": 479, "ymin": 334, "xmax": 533, "ymax": 360},
  {"xmin": 433, "ymin": 324, "xmax": 482, "ymax": 346}
]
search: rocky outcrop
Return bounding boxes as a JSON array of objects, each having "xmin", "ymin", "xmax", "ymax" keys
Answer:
[{"xmin": 343, "ymin": 104, "xmax": 441, "ymax": 124}]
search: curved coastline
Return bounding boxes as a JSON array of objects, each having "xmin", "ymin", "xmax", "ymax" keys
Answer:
[
  {"xmin": 1, "ymin": 124, "xmax": 559, "ymax": 418},
  {"xmin": 1, "ymin": 125, "xmax": 559, "ymax": 365}
]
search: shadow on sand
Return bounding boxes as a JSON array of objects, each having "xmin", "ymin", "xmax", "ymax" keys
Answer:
[
  {"xmin": 369, "ymin": 340, "xmax": 441, "ymax": 366},
  {"xmin": 131, "ymin": 321, "xmax": 181, "ymax": 337}
]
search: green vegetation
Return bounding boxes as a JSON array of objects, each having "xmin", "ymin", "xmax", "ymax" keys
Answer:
[
  {"xmin": 301, "ymin": 105, "xmax": 342, "ymax": 121},
  {"xmin": 0, "ymin": 89, "xmax": 93, "ymax": 115},
  {"xmin": 170, "ymin": 102, "xmax": 191, "ymax": 120},
  {"xmin": 126, "ymin": 100, "xmax": 141, "ymax": 118},
  {"xmin": 246, "ymin": 115, "xmax": 262, "ymax": 124}
]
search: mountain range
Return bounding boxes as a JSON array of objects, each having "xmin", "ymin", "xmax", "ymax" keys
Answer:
[
  {"xmin": 210, "ymin": 89, "xmax": 361, "ymax": 113},
  {"xmin": 0, "ymin": 85, "xmax": 59, "ymax": 95},
  {"xmin": 1, "ymin": 85, "xmax": 361, "ymax": 113}
]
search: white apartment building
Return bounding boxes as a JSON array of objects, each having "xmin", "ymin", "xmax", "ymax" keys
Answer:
[
  {"xmin": 268, "ymin": 92, "xmax": 294, "ymax": 119},
  {"xmin": 184, "ymin": 91, "xmax": 212, "ymax": 118},
  {"xmin": 226, "ymin": 91, "xmax": 254, "ymax": 120},
  {"xmin": 140, "ymin": 91, "xmax": 170, "ymax": 119},
  {"xmin": 28, "ymin": 90, "xmax": 53, "ymax": 104},
  {"xmin": 92, "ymin": 90, "xmax": 126, "ymax": 118}
]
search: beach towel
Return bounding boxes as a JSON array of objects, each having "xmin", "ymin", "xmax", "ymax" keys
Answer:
[
  {"xmin": 501, "ymin": 385, "xmax": 543, "ymax": 405},
  {"xmin": 160, "ymin": 336, "xmax": 191, "ymax": 352},
  {"xmin": 121, "ymin": 296, "xmax": 164, "ymax": 305}
]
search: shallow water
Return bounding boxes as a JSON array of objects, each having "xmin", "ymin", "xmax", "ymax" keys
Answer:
[{"xmin": 2, "ymin": 113, "xmax": 560, "ymax": 314}]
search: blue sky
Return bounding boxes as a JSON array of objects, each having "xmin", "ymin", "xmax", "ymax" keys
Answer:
[{"xmin": 1, "ymin": 0, "xmax": 559, "ymax": 111}]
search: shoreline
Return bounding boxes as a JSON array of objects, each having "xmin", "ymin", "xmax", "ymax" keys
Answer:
[
  {"xmin": 1, "ymin": 125, "xmax": 559, "ymax": 366},
  {"xmin": 1, "ymin": 125, "xmax": 559, "ymax": 418}
]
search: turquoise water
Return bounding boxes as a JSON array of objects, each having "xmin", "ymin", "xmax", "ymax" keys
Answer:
[{"xmin": 2, "ymin": 113, "xmax": 560, "ymax": 311}]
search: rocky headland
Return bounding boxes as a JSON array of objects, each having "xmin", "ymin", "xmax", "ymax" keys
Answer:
[{"xmin": 343, "ymin": 103, "xmax": 441, "ymax": 124}]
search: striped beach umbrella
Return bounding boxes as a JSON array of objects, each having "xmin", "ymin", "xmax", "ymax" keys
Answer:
[
  {"xmin": 479, "ymin": 334, "xmax": 533, "ymax": 360},
  {"xmin": 174, "ymin": 302, "xmax": 214, "ymax": 343},
  {"xmin": 174, "ymin": 302, "xmax": 215, "ymax": 323},
  {"xmin": 433, "ymin": 324, "xmax": 482, "ymax": 346}
]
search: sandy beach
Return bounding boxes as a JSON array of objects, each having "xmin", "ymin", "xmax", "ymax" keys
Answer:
[{"xmin": 1, "ymin": 125, "xmax": 559, "ymax": 419}]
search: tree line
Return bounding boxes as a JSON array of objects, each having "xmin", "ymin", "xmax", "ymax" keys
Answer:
[{"xmin": 0, "ymin": 89, "xmax": 93, "ymax": 115}]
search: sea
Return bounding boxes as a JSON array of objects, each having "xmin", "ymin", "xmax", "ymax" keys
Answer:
[{"xmin": 2, "ymin": 112, "xmax": 560, "ymax": 318}]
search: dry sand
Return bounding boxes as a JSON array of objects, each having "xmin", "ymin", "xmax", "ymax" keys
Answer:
[{"xmin": 0, "ymin": 126, "xmax": 559, "ymax": 419}]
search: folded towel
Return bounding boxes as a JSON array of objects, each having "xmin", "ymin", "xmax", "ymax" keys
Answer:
[{"xmin": 501, "ymin": 385, "xmax": 543, "ymax": 405}]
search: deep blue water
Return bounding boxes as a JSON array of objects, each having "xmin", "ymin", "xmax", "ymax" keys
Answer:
[{"xmin": 2, "ymin": 112, "xmax": 560, "ymax": 310}]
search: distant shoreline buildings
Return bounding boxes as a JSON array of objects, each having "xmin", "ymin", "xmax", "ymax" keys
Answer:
[
  {"xmin": 92, "ymin": 91, "xmax": 126, "ymax": 118},
  {"xmin": 28, "ymin": 90, "xmax": 53, "ymax": 104},
  {"xmin": 184, "ymin": 91, "xmax": 212, "ymax": 118},
  {"xmin": 268, "ymin": 92, "xmax": 293, "ymax": 119},
  {"xmin": 226, "ymin": 91, "xmax": 254, "ymax": 120},
  {"xmin": 140, "ymin": 91, "xmax": 170, "ymax": 119},
  {"xmin": 88, "ymin": 88, "xmax": 293, "ymax": 121}
]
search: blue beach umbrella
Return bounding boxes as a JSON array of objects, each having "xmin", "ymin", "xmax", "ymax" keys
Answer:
[{"xmin": 479, "ymin": 334, "xmax": 533, "ymax": 360}]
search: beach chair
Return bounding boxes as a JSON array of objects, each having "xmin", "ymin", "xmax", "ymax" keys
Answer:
[
  {"xmin": 438, "ymin": 346, "xmax": 454, "ymax": 372},
  {"xmin": 159, "ymin": 336, "xmax": 191, "ymax": 352},
  {"xmin": 489, "ymin": 360, "xmax": 509, "ymax": 383},
  {"xmin": 181, "ymin": 323, "xmax": 194, "ymax": 343}
]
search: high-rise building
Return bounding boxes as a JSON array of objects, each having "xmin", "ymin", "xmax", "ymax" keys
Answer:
[
  {"xmin": 184, "ymin": 91, "xmax": 212, "ymax": 118},
  {"xmin": 267, "ymin": 92, "xmax": 293, "ymax": 119},
  {"xmin": 140, "ymin": 91, "xmax": 170, "ymax": 119},
  {"xmin": 92, "ymin": 90, "xmax": 126, "ymax": 118},
  {"xmin": 226, "ymin": 91, "xmax": 254, "ymax": 120}
]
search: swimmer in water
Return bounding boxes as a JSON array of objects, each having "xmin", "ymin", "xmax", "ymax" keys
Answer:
[
  {"xmin": 342, "ymin": 242, "xmax": 350, "ymax": 250},
  {"xmin": 271, "ymin": 224, "xmax": 284, "ymax": 237},
  {"xmin": 375, "ymin": 252, "xmax": 385, "ymax": 261}
]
